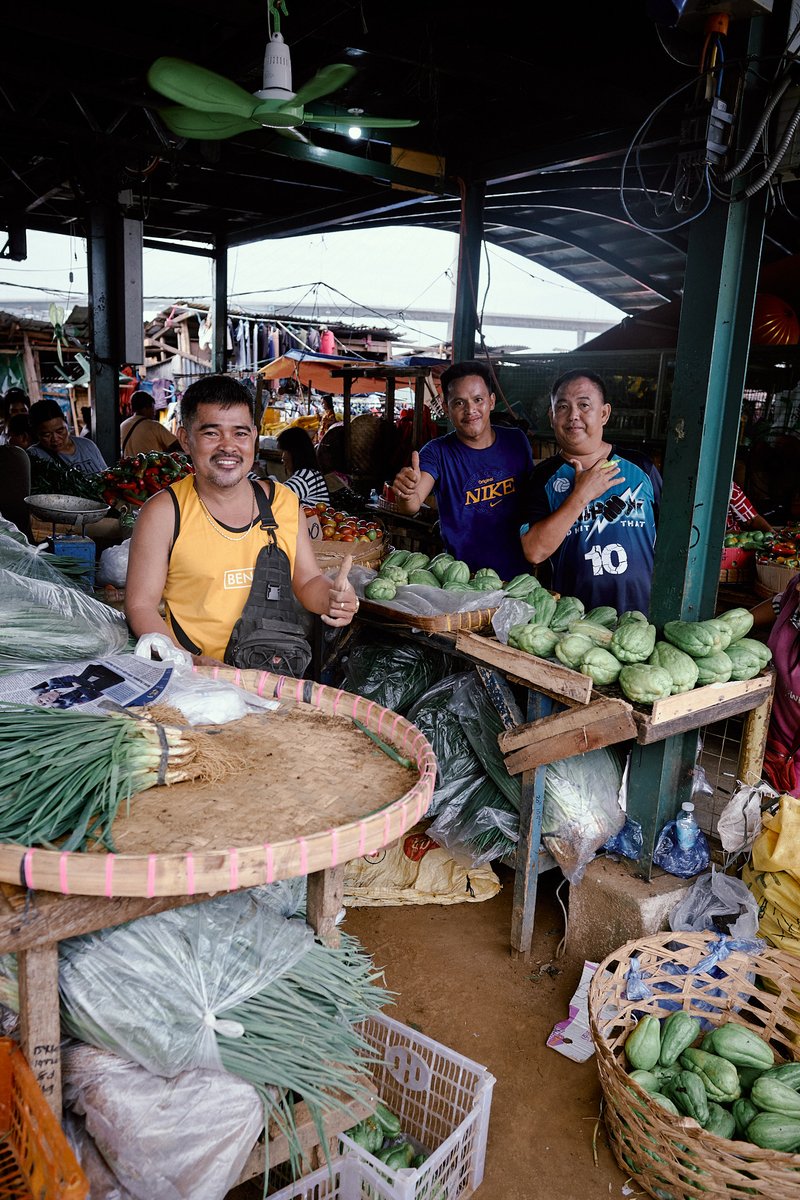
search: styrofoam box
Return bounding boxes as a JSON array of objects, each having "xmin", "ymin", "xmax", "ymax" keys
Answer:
[{"xmin": 339, "ymin": 1012, "xmax": 496, "ymax": 1200}]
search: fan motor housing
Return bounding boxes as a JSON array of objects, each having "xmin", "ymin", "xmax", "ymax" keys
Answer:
[{"xmin": 260, "ymin": 32, "xmax": 293, "ymax": 99}]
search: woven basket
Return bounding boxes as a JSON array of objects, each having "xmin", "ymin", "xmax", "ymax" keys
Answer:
[
  {"xmin": 755, "ymin": 557, "xmax": 798, "ymax": 599},
  {"xmin": 313, "ymin": 537, "xmax": 384, "ymax": 572},
  {"xmin": 588, "ymin": 931, "xmax": 800, "ymax": 1200}
]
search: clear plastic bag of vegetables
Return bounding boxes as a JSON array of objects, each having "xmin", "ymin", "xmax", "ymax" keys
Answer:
[
  {"xmin": 0, "ymin": 569, "xmax": 131, "ymax": 673},
  {"xmin": 0, "ymin": 524, "xmax": 84, "ymax": 589},
  {"xmin": 542, "ymin": 746, "xmax": 627, "ymax": 884},
  {"xmin": 428, "ymin": 775, "xmax": 520, "ymax": 866},
  {"xmin": 405, "ymin": 672, "xmax": 483, "ymax": 817},
  {"xmin": 342, "ymin": 631, "xmax": 452, "ymax": 714},
  {"xmin": 448, "ymin": 671, "xmax": 522, "ymax": 811}
]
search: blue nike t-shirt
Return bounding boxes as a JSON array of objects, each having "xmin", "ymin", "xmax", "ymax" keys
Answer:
[
  {"xmin": 523, "ymin": 448, "xmax": 662, "ymax": 614},
  {"xmin": 420, "ymin": 426, "xmax": 533, "ymax": 579}
]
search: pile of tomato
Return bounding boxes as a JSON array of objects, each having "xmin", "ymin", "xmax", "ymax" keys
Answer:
[{"xmin": 303, "ymin": 502, "xmax": 382, "ymax": 543}]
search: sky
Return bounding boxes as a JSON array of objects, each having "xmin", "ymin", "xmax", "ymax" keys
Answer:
[{"xmin": 0, "ymin": 226, "xmax": 625, "ymax": 355}]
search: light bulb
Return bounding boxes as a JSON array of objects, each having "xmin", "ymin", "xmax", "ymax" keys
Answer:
[{"xmin": 347, "ymin": 125, "xmax": 363, "ymax": 140}]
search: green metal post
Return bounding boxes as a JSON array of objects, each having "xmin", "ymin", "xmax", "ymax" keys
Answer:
[
  {"xmin": 451, "ymin": 179, "xmax": 485, "ymax": 363},
  {"xmin": 626, "ymin": 15, "xmax": 774, "ymax": 877}
]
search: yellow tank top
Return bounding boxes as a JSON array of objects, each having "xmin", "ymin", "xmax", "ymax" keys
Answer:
[{"xmin": 163, "ymin": 474, "xmax": 299, "ymax": 661}]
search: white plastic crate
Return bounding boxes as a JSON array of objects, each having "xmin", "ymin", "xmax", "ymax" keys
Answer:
[
  {"xmin": 268, "ymin": 1156, "xmax": 395, "ymax": 1200},
  {"xmin": 339, "ymin": 1012, "xmax": 495, "ymax": 1200}
]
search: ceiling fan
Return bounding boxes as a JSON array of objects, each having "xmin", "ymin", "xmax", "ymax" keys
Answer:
[{"xmin": 147, "ymin": 1, "xmax": 418, "ymax": 143}]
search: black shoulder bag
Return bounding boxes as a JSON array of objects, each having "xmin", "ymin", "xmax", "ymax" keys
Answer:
[{"xmin": 223, "ymin": 481, "xmax": 313, "ymax": 676}]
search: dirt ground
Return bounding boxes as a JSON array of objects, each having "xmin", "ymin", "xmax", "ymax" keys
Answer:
[{"xmin": 232, "ymin": 864, "xmax": 632, "ymax": 1200}]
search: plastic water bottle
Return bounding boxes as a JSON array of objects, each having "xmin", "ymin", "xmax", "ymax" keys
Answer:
[{"xmin": 675, "ymin": 802, "xmax": 700, "ymax": 852}]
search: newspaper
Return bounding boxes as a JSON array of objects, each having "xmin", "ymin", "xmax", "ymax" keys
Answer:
[{"xmin": 0, "ymin": 655, "xmax": 173, "ymax": 714}]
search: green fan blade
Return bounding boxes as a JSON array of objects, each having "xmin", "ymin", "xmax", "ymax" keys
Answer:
[
  {"xmin": 291, "ymin": 63, "xmax": 357, "ymax": 108},
  {"xmin": 303, "ymin": 113, "xmax": 419, "ymax": 129},
  {"xmin": 148, "ymin": 57, "xmax": 259, "ymax": 118},
  {"xmin": 158, "ymin": 105, "xmax": 262, "ymax": 140}
]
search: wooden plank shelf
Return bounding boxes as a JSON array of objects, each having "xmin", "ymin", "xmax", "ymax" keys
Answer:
[
  {"xmin": 630, "ymin": 669, "xmax": 775, "ymax": 744},
  {"xmin": 499, "ymin": 696, "xmax": 637, "ymax": 775},
  {"xmin": 455, "ymin": 630, "xmax": 593, "ymax": 704}
]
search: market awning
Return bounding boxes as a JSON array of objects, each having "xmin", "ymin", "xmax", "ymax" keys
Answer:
[{"xmin": 258, "ymin": 349, "xmax": 442, "ymax": 395}]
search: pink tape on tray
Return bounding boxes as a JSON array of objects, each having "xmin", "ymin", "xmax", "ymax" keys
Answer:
[
  {"xmin": 275, "ymin": 676, "xmax": 286, "ymax": 698},
  {"xmin": 294, "ymin": 677, "xmax": 305, "ymax": 702},
  {"xmin": 363, "ymin": 701, "xmax": 376, "ymax": 728},
  {"xmin": 146, "ymin": 854, "xmax": 157, "ymax": 898},
  {"xmin": 256, "ymin": 672, "xmax": 268, "ymax": 696},
  {"xmin": 185, "ymin": 852, "xmax": 195, "ymax": 895},
  {"xmin": 314, "ymin": 684, "xmax": 326, "ymax": 709},
  {"xmin": 298, "ymin": 837, "xmax": 308, "ymax": 875},
  {"xmin": 229, "ymin": 848, "xmax": 239, "ymax": 891},
  {"xmin": 377, "ymin": 707, "xmax": 387, "ymax": 736},
  {"xmin": 332, "ymin": 689, "xmax": 345, "ymax": 715},
  {"xmin": 23, "ymin": 849, "xmax": 34, "ymax": 890},
  {"xmin": 59, "ymin": 852, "xmax": 70, "ymax": 895},
  {"xmin": 264, "ymin": 843, "xmax": 274, "ymax": 885},
  {"xmin": 104, "ymin": 855, "xmax": 115, "ymax": 898}
]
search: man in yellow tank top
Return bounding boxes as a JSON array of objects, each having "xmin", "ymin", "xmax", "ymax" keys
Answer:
[{"xmin": 125, "ymin": 375, "xmax": 358, "ymax": 666}]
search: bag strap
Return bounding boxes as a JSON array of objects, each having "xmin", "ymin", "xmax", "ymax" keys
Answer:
[
  {"xmin": 121, "ymin": 417, "xmax": 147, "ymax": 453},
  {"xmin": 252, "ymin": 479, "xmax": 277, "ymax": 544}
]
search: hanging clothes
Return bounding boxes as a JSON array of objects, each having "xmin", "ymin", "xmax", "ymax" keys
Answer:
[
  {"xmin": 268, "ymin": 325, "xmax": 280, "ymax": 360},
  {"xmin": 319, "ymin": 328, "xmax": 335, "ymax": 355},
  {"xmin": 307, "ymin": 326, "xmax": 321, "ymax": 352}
]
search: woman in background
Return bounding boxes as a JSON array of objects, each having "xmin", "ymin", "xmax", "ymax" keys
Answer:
[
  {"xmin": 751, "ymin": 572, "xmax": 800, "ymax": 796},
  {"xmin": 277, "ymin": 426, "xmax": 330, "ymax": 506}
]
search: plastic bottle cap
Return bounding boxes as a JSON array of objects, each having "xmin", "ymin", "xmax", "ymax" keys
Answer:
[{"xmin": 681, "ymin": 803, "xmax": 695, "ymax": 814}]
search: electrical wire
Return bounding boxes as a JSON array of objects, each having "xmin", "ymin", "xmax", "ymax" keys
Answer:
[
  {"xmin": 719, "ymin": 70, "xmax": 794, "ymax": 182},
  {"xmin": 742, "ymin": 91, "xmax": 800, "ymax": 197},
  {"xmin": 554, "ymin": 877, "xmax": 569, "ymax": 959},
  {"xmin": 619, "ymin": 74, "xmax": 715, "ymax": 234}
]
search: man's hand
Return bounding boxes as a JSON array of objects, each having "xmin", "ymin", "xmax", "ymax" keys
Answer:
[
  {"xmin": 392, "ymin": 450, "xmax": 422, "ymax": 505},
  {"xmin": 321, "ymin": 554, "xmax": 360, "ymax": 626},
  {"xmin": 567, "ymin": 456, "xmax": 624, "ymax": 504}
]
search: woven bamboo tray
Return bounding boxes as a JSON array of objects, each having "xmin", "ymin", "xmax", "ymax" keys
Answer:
[
  {"xmin": 357, "ymin": 597, "xmax": 497, "ymax": 633},
  {"xmin": 588, "ymin": 930, "xmax": 800, "ymax": 1200},
  {"xmin": 0, "ymin": 668, "xmax": 436, "ymax": 899}
]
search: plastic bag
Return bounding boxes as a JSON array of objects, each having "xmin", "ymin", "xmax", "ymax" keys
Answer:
[
  {"xmin": 58, "ymin": 889, "xmax": 314, "ymax": 1076},
  {"xmin": 342, "ymin": 632, "xmax": 452, "ymax": 714},
  {"xmin": 717, "ymin": 783, "xmax": 772, "ymax": 854},
  {"xmin": 449, "ymin": 672, "xmax": 521, "ymax": 810},
  {"xmin": 428, "ymin": 774, "xmax": 519, "ymax": 866},
  {"xmin": 653, "ymin": 817, "xmax": 710, "ymax": 879},
  {"xmin": 491, "ymin": 596, "xmax": 543, "ymax": 645},
  {"xmin": 0, "ymin": 569, "xmax": 130, "ymax": 673},
  {"xmin": 405, "ymin": 672, "xmax": 483, "ymax": 817},
  {"xmin": 97, "ymin": 542, "xmax": 130, "ymax": 587},
  {"xmin": 0, "ymin": 525, "xmax": 84, "ymax": 589},
  {"xmin": 161, "ymin": 672, "xmax": 280, "ymax": 725},
  {"xmin": 350, "ymin": 564, "xmax": 504, "ymax": 620},
  {"xmin": 542, "ymin": 747, "xmax": 626, "ymax": 884},
  {"xmin": 133, "ymin": 632, "xmax": 193, "ymax": 670},
  {"xmin": 669, "ymin": 869, "xmax": 760, "ymax": 939},
  {"xmin": 63, "ymin": 1042, "xmax": 265, "ymax": 1200},
  {"xmin": 602, "ymin": 815, "xmax": 643, "ymax": 861}
]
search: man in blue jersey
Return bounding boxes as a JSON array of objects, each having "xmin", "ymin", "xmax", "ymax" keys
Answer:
[
  {"xmin": 520, "ymin": 369, "xmax": 662, "ymax": 614},
  {"xmin": 391, "ymin": 360, "xmax": 533, "ymax": 579}
]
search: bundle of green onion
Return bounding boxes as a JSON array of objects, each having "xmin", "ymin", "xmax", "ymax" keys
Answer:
[
  {"xmin": 0, "ymin": 703, "xmax": 225, "ymax": 850},
  {"xmin": 219, "ymin": 930, "xmax": 393, "ymax": 1182},
  {"xmin": 0, "ymin": 570, "xmax": 130, "ymax": 673}
]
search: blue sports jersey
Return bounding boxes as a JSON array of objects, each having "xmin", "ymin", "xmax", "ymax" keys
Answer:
[
  {"xmin": 523, "ymin": 448, "xmax": 662, "ymax": 614},
  {"xmin": 420, "ymin": 426, "xmax": 533, "ymax": 578}
]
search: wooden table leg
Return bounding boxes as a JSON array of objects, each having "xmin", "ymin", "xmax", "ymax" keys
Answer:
[
  {"xmin": 18, "ymin": 943, "xmax": 61, "ymax": 1114},
  {"xmin": 511, "ymin": 692, "xmax": 552, "ymax": 959},
  {"xmin": 306, "ymin": 866, "xmax": 345, "ymax": 948},
  {"xmin": 738, "ymin": 686, "xmax": 775, "ymax": 786}
]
